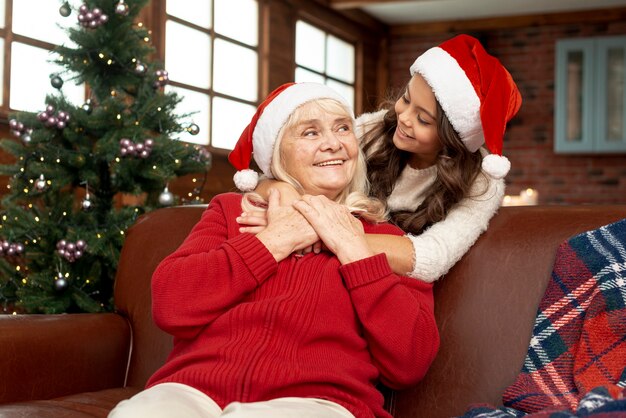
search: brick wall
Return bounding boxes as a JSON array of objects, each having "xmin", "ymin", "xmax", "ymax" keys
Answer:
[{"xmin": 385, "ymin": 14, "xmax": 626, "ymax": 205}]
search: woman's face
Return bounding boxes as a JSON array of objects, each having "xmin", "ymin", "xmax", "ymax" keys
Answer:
[
  {"xmin": 393, "ymin": 73, "xmax": 443, "ymax": 168},
  {"xmin": 280, "ymin": 102, "xmax": 358, "ymax": 199}
]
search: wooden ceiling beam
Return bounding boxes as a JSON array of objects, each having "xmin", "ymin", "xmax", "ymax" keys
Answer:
[{"xmin": 390, "ymin": 6, "xmax": 626, "ymax": 36}]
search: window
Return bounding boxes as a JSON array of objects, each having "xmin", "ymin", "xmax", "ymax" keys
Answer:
[
  {"xmin": 165, "ymin": 0, "xmax": 259, "ymax": 149},
  {"xmin": 555, "ymin": 36, "xmax": 626, "ymax": 153},
  {"xmin": 295, "ymin": 20, "xmax": 355, "ymax": 108},
  {"xmin": 2, "ymin": 0, "xmax": 85, "ymax": 113}
]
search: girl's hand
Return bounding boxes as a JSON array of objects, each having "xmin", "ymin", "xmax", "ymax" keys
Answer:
[
  {"xmin": 293, "ymin": 195, "xmax": 374, "ymax": 265},
  {"xmin": 237, "ymin": 210, "xmax": 267, "ymax": 234}
]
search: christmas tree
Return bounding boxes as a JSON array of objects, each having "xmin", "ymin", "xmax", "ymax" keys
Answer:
[{"xmin": 0, "ymin": 0, "xmax": 211, "ymax": 314}]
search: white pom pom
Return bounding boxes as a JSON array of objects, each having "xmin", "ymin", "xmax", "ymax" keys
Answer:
[
  {"xmin": 482, "ymin": 154, "xmax": 510, "ymax": 179},
  {"xmin": 233, "ymin": 169, "xmax": 259, "ymax": 192}
]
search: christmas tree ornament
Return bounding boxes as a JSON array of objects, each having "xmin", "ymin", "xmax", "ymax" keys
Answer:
[
  {"xmin": 38, "ymin": 105, "xmax": 70, "ymax": 130},
  {"xmin": 0, "ymin": 240, "xmax": 24, "ymax": 257},
  {"xmin": 54, "ymin": 274, "xmax": 68, "ymax": 291},
  {"xmin": 78, "ymin": 4, "xmax": 108, "ymax": 28},
  {"xmin": 9, "ymin": 119, "xmax": 26, "ymax": 137},
  {"xmin": 35, "ymin": 174, "xmax": 47, "ymax": 191},
  {"xmin": 188, "ymin": 123, "xmax": 200, "ymax": 135},
  {"xmin": 57, "ymin": 239, "xmax": 87, "ymax": 263},
  {"xmin": 51, "ymin": 75, "xmax": 64, "ymax": 89},
  {"xmin": 82, "ymin": 99, "xmax": 93, "ymax": 114},
  {"xmin": 119, "ymin": 138, "xmax": 153, "ymax": 158},
  {"xmin": 81, "ymin": 197, "xmax": 92, "ymax": 211},
  {"xmin": 82, "ymin": 184, "xmax": 92, "ymax": 211},
  {"xmin": 134, "ymin": 61, "xmax": 147, "ymax": 75},
  {"xmin": 158, "ymin": 186, "xmax": 174, "ymax": 206},
  {"xmin": 59, "ymin": 2, "xmax": 71, "ymax": 17},
  {"xmin": 153, "ymin": 69, "xmax": 169, "ymax": 88},
  {"xmin": 115, "ymin": 0, "xmax": 130, "ymax": 16}
]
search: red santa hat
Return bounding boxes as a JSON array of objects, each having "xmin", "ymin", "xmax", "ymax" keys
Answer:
[
  {"xmin": 228, "ymin": 82, "xmax": 354, "ymax": 191},
  {"xmin": 410, "ymin": 34, "xmax": 522, "ymax": 179}
]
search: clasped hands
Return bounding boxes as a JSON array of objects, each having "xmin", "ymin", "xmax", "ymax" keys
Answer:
[{"xmin": 241, "ymin": 189, "xmax": 374, "ymax": 265}]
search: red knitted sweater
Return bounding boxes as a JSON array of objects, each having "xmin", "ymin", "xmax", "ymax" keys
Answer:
[{"xmin": 147, "ymin": 193, "xmax": 439, "ymax": 418}]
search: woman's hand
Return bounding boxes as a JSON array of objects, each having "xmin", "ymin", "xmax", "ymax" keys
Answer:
[
  {"xmin": 293, "ymin": 195, "xmax": 374, "ymax": 265},
  {"xmin": 255, "ymin": 189, "xmax": 320, "ymax": 262}
]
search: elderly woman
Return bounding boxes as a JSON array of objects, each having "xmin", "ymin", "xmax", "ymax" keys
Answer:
[{"xmin": 108, "ymin": 82, "xmax": 439, "ymax": 418}]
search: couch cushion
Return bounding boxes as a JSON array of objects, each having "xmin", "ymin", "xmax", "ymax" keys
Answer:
[
  {"xmin": 114, "ymin": 206, "xmax": 206, "ymax": 387},
  {"xmin": 0, "ymin": 387, "xmax": 140, "ymax": 418}
]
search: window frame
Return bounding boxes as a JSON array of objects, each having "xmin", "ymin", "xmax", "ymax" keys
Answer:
[{"xmin": 554, "ymin": 35, "xmax": 626, "ymax": 154}]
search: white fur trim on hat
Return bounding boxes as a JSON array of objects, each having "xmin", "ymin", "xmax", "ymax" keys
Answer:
[
  {"xmin": 481, "ymin": 154, "xmax": 510, "ymax": 179},
  {"xmin": 233, "ymin": 169, "xmax": 259, "ymax": 192},
  {"xmin": 410, "ymin": 47, "xmax": 483, "ymax": 152},
  {"xmin": 252, "ymin": 83, "xmax": 353, "ymax": 178}
]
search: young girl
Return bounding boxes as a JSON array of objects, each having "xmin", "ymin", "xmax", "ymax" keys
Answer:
[{"xmin": 242, "ymin": 34, "xmax": 522, "ymax": 283}]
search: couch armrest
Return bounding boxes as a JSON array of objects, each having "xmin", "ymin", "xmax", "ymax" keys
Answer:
[{"xmin": 0, "ymin": 313, "xmax": 131, "ymax": 404}]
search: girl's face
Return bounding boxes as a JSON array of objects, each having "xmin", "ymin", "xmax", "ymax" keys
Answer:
[
  {"xmin": 280, "ymin": 102, "xmax": 358, "ymax": 200},
  {"xmin": 393, "ymin": 73, "xmax": 443, "ymax": 168}
]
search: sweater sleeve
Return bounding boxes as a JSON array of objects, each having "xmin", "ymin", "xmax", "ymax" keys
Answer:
[
  {"xmin": 340, "ymin": 253, "xmax": 440, "ymax": 389},
  {"xmin": 406, "ymin": 173, "xmax": 504, "ymax": 282},
  {"xmin": 151, "ymin": 195, "xmax": 277, "ymax": 340}
]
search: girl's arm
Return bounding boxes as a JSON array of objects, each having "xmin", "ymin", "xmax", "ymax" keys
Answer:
[
  {"xmin": 404, "ymin": 175, "xmax": 505, "ymax": 282},
  {"xmin": 365, "ymin": 234, "xmax": 414, "ymax": 276}
]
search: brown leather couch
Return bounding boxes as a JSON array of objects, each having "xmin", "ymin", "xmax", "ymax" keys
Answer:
[{"xmin": 1, "ymin": 204, "xmax": 625, "ymax": 418}]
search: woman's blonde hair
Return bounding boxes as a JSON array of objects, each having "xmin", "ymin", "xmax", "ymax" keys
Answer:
[{"xmin": 243, "ymin": 98, "xmax": 387, "ymax": 223}]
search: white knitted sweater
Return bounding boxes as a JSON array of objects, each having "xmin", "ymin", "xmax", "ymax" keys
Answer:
[{"xmin": 357, "ymin": 110, "xmax": 504, "ymax": 282}]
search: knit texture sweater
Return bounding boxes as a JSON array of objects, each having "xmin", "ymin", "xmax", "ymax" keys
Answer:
[
  {"xmin": 357, "ymin": 110, "xmax": 505, "ymax": 282},
  {"xmin": 147, "ymin": 193, "xmax": 439, "ymax": 418}
]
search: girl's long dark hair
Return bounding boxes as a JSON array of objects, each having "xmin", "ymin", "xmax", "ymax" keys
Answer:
[{"xmin": 362, "ymin": 99, "xmax": 484, "ymax": 234}]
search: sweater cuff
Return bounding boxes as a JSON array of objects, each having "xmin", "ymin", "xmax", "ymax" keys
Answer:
[
  {"xmin": 225, "ymin": 233, "xmax": 277, "ymax": 284},
  {"xmin": 340, "ymin": 253, "xmax": 395, "ymax": 289}
]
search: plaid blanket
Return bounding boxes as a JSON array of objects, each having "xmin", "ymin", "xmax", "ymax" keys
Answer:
[{"xmin": 459, "ymin": 217, "xmax": 626, "ymax": 418}]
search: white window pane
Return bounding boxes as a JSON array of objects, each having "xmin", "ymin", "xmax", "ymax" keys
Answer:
[
  {"xmin": 13, "ymin": 0, "xmax": 78, "ymax": 45},
  {"xmin": 0, "ymin": 0, "xmax": 5, "ymax": 28},
  {"xmin": 606, "ymin": 48, "xmax": 624, "ymax": 141},
  {"xmin": 566, "ymin": 51, "xmax": 583, "ymax": 142},
  {"xmin": 215, "ymin": 0, "xmax": 258, "ymax": 47},
  {"xmin": 165, "ymin": 20, "xmax": 211, "ymax": 89},
  {"xmin": 295, "ymin": 67, "xmax": 324, "ymax": 84},
  {"xmin": 166, "ymin": 86, "xmax": 210, "ymax": 146},
  {"xmin": 10, "ymin": 42, "xmax": 84, "ymax": 112},
  {"xmin": 166, "ymin": 0, "xmax": 211, "ymax": 29},
  {"xmin": 295, "ymin": 21, "xmax": 325, "ymax": 73},
  {"xmin": 326, "ymin": 80, "xmax": 354, "ymax": 109},
  {"xmin": 327, "ymin": 35, "xmax": 355, "ymax": 84},
  {"xmin": 213, "ymin": 39, "xmax": 257, "ymax": 102},
  {"xmin": 212, "ymin": 97, "xmax": 256, "ymax": 150}
]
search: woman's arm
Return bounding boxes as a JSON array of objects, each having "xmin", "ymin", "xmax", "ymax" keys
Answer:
[
  {"xmin": 153, "ymin": 192, "xmax": 318, "ymax": 340},
  {"xmin": 152, "ymin": 195, "xmax": 278, "ymax": 340}
]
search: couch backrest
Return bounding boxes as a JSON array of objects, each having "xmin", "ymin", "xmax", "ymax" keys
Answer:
[
  {"xmin": 113, "ymin": 203, "xmax": 626, "ymax": 416},
  {"xmin": 392, "ymin": 205, "xmax": 626, "ymax": 418},
  {"xmin": 114, "ymin": 205, "xmax": 206, "ymax": 388}
]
